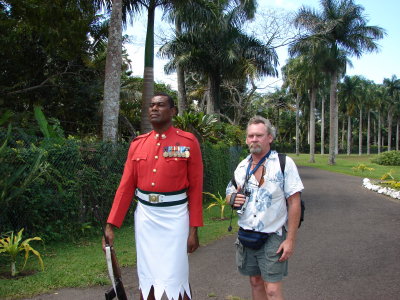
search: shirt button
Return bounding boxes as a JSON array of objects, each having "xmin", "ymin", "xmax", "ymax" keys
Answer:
[
  {"xmin": 156, "ymin": 142, "xmax": 160, "ymax": 146},
  {"xmin": 151, "ymin": 182, "xmax": 155, "ymax": 186},
  {"xmin": 155, "ymin": 156, "xmax": 158, "ymax": 159},
  {"xmin": 153, "ymin": 169, "xmax": 157, "ymax": 173}
]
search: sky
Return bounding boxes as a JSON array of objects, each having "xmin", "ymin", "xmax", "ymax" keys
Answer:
[{"xmin": 124, "ymin": 0, "xmax": 400, "ymax": 91}]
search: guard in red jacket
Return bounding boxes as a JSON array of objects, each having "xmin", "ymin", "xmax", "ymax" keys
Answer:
[{"xmin": 103, "ymin": 93, "xmax": 203, "ymax": 300}]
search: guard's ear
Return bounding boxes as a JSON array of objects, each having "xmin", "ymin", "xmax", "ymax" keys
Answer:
[{"xmin": 171, "ymin": 106, "xmax": 178, "ymax": 116}]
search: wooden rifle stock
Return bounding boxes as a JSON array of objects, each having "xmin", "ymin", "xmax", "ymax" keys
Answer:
[{"xmin": 104, "ymin": 238, "xmax": 128, "ymax": 300}]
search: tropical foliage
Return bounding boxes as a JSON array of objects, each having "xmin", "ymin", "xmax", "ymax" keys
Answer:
[
  {"xmin": 204, "ymin": 191, "xmax": 230, "ymax": 220},
  {"xmin": 0, "ymin": 229, "xmax": 44, "ymax": 277}
]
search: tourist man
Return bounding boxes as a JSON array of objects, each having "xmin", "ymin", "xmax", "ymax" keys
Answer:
[{"xmin": 226, "ymin": 116, "xmax": 303, "ymax": 300}]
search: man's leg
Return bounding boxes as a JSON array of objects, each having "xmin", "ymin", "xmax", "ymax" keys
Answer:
[
  {"xmin": 264, "ymin": 281, "xmax": 284, "ymax": 300},
  {"xmin": 179, "ymin": 292, "xmax": 190, "ymax": 300},
  {"xmin": 250, "ymin": 275, "xmax": 267, "ymax": 300},
  {"xmin": 140, "ymin": 287, "xmax": 155, "ymax": 300}
]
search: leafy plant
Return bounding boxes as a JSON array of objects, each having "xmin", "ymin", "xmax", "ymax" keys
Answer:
[
  {"xmin": 204, "ymin": 191, "xmax": 229, "ymax": 220},
  {"xmin": 173, "ymin": 112, "xmax": 218, "ymax": 142},
  {"xmin": 352, "ymin": 163, "xmax": 375, "ymax": 173},
  {"xmin": 371, "ymin": 151, "xmax": 400, "ymax": 166},
  {"xmin": 34, "ymin": 106, "xmax": 64, "ymax": 139},
  {"xmin": 381, "ymin": 169, "xmax": 395, "ymax": 180},
  {"xmin": 0, "ymin": 126, "xmax": 48, "ymax": 204},
  {"xmin": 0, "ymin": 229, "xmax": 44, "ymax": 277}
]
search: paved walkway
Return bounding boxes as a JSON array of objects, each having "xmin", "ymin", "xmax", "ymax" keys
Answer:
[{"xmin": 25, "ymin": 166, "xmax": 400, "ymax": 300}]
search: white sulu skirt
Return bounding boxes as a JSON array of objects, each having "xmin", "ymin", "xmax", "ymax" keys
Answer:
[{"xmin": 134, "ymin": 201, "xmax": 191, "ymax": 300}]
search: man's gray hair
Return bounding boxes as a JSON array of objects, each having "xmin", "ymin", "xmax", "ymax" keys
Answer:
[{"xmin": 247, "ymin": 116, "xmax": 276, "ymax": 138}]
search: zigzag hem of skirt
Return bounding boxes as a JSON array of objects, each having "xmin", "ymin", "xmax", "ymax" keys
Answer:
[{"xmin": 140, "ymin": 280, "xmax": 191, "ymax": 300}]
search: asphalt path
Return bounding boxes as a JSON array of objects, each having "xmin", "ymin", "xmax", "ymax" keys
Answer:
[{"xmin": 24, "ymin": 166, "xmax": 400, "ymax": 300}]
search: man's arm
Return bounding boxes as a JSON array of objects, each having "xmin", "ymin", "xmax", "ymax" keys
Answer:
[
  {"xmin": 277, "ymin": 192, "xmax": 301, "ymax": 262},
  {"xmin": 187, "ymin": 226, "xmax": 199, "ymax": 253},
  {"xmin": 102, "ymin": 223, "xmax": 115, "ymax": 250}
]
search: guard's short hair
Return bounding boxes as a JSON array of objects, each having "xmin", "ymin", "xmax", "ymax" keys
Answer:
[
  {"xmin": 153, "ymin": 92, "xmax": 175, "ymax": 108},
  {"xmin": 247, "ymin": 116, "xmax": 276, "ymax": 138}
]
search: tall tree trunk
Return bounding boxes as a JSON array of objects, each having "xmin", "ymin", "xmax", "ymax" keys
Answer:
[
  {"xmin": 396, "ymin": 119, "xmax": 399, "ymax": 151},
  {"xmin": 140, "ymin": 0, "xmax": 156, "ymax": 133},
  {"xmin": 207, "ymin": 73, "xmax": 220, "ymax": 115},
  {"xmin": 321, "ymin": 95, "xmax": 325, "ymax": 155},
  {"xmin": 175, "ymin": 18, "xmax": 187, "ymax": 115},
  {"xmin": 328, "ymin": 71, "xmax": 338, "ymax": 164},
  {"xmin": 102, "ymin": 0, "xmax": 123, "ymax": 143},
  {"xmin": 359, "ymin": 106, "xmax": 362, "ymax": 155},
  {"xmin": 367, "ymin": 109, "xmax": 371, "ymax": 155},
  {"xmin": 207, "ymin": 77, "xmax": 216, "ymax": 114},
  {"xmin": 387, "ymin": 110, "xmax": 393, "ymax": 151},
  {"xmin": 309, "ymin": 88, "xmax": 316, "ymax": 162},
  {"xmin": 341, "ymin": 118, "xmax": 345, "ymax": 151},
  {"xmin": 296, "ymin": 93, "xmax": 300, "ymax": 156},
  {"xmin": 347, "ymin": 115, "xmax": 351, "ymax": 155},
  {"xmin": 335, "ymin": 93, "xmax": 339, "ymax": 155},
  {"xmin": 378, "ymin": 113, "xmax": 381, "ymax": 154}
]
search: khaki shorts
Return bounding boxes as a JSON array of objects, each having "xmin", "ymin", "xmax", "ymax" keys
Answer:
[{"xmin": 235, "ymin": 230, "xmax": 288, "ymax": 283}]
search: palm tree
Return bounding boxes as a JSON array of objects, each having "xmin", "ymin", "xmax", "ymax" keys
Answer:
[
  {"xmin": 373, "ymin": 84, "xmax": 386, "ymax": 154},
  {"xmin": 339, "ymin": 75, "xmax": 360, "ymax": 155},
  {"xmin": 364, "ymin": 82, "xmax": 377, "ymax": 155},
  {"xmin": 383, "ymin": 75, "xmax": 400, "ymax": 151},
  {"xmin": 282, "ymin": 57, "xmax": 309, "ymax": 157},
  {"xmin": 159, "ymin": 0, "xmax": 276, "ymax": 116},
  {"xmin": 94, "ymin": 0, "xmax": 140, "ymax": 142},
  {"xmin": 293, "ymin": 0, "xmax": 385, "ymax": 164},
  {"xmin": 288, "ymin": 37, "xmax": 330, "ymax": 162}
]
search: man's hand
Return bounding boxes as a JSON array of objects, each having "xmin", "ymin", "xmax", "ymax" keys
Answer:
[
  {"xmin": 277, "ymin": 192, "xmax": 301, "ymax": 262},
  {"xmin": 226, "ymin": 192, "xmax": 246, "ymax": 208},
  {"xmin": 102, "ymin": 223, "xmax": 115, "ymax": 252},
  {"xmin": 277, "ymin": 238, "xmax": 295, "ymax": 262},
  {"xmin": 187, "ymin": 226, "xmax": 199, "ymax": 253}
]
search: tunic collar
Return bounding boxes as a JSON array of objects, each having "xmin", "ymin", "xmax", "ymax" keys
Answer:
[{"xmin": 153, "ymin": 126, "xmax": 175, "ymax": 140}]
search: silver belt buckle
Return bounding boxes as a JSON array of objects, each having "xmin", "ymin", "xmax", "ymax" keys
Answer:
[{"xmin": 149, "ymin": 194, "xmax": 160, "ymax": 203}]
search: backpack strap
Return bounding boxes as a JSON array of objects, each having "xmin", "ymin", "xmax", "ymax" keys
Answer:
[{"xmin": 278, "ymin": 153, "xmax": 286, "ymax": 175}]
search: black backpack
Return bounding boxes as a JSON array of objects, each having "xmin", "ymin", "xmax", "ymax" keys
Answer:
[
  {"xmin": 230, "ymin": 153, "xmax": 305, "ymax": 228},
  {"xmin": 278, "ymin": 153, "xmax": 305, "ymax": 228}
]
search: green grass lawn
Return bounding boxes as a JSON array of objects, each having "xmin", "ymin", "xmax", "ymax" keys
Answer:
[
  {"xmin": 289, "ymin": 153, "xmax": 400, "ymax": 181},
  {"xmin": 0, "ymin": 207, "xmax": 238, "ymax": 299},
  {"xmin": 1, "ymin": 152, "xmax": 398, "ymax": 299}
]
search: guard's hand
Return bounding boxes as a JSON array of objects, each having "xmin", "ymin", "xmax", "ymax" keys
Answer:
[
  {"xmin": 187, "ymin": 227, "xmax": 199, "ymax": 253},
  {"xmin": 102, "ymin": 223, "xmax": 115, "ymax": 252}
]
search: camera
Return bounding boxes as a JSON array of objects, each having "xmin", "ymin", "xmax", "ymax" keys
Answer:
[{"xmin": 229, "ymin": 187, "xmax": 251, "ymax": 215}]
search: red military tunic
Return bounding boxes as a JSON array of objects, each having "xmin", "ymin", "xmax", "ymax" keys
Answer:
[{"xmin": 107, "ymin": 126, "xmax": 203, "ymax": 228}]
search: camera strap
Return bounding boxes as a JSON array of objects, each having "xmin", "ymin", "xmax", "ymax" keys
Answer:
[{"xmin": 245, "ymin": 150, "xmax": 271, "ymax": 183}]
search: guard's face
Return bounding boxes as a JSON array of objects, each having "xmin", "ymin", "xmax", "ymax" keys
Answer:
[
  {"xmin": 246, "ymin": 123, "xmax": 273, "ymax": 154},
  {"xmin": 148, "ymin": 96, "xmax": 176, "ymax": 125}
]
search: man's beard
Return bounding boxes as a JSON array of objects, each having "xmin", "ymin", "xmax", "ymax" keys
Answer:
[{"xmin": 249, "ymin": 143, "xmax": 262, "ymax": 154}]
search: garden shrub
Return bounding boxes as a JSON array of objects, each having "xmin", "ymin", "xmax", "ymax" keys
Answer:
[
  {"xmin": 201, "ymin": 142, "xmax": 245, "ymax": 201},
  {"xmin": 371, "ymin": 150, "xmax": 400, "ymax": 166}
]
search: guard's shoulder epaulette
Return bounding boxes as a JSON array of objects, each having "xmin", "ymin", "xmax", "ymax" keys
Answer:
[
  {"xmin": 131, "ymin": 132, "xmax": 151, "ymax": 143},
  {"xmin": 175, "ymin": 129, "xmax": 195, "ymax": 141}
]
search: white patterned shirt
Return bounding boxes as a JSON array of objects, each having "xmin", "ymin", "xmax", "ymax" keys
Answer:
[{"xmin": 226, "ymin": 151, "xmax": 304, "ymax": 235}]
